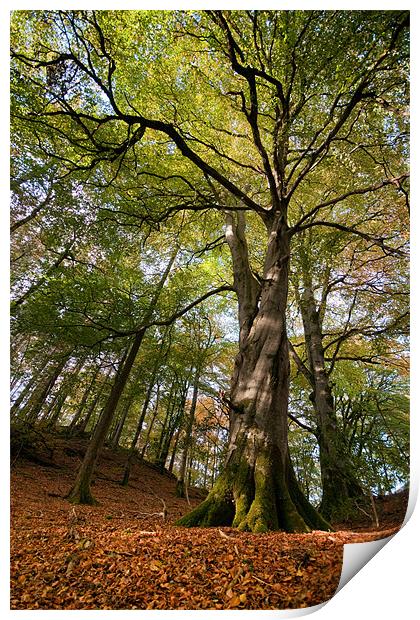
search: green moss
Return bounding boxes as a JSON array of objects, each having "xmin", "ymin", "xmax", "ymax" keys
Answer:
[
  {"xmin": 279, "ymin": 496, "xmax": 311, "ymax": 533},
  {"xmin": 232, "ymin": 456, "xmax": 253, "ymax": 527},
  {"xmin": 236, "ymin": 448, "xmax": 279, "ymax": 533},
  {"xmin": 178, "ymin": 433, "xmax": 330, "ymax": 534},
  {"xmin": 176, "ymin": 472, "xmax": 234, "ymax": 527},
  {"xmin": 66, "ymin": 483, "xmax": 99, "ymax": 506},
  {"xmin": 286, "ymin": 460, "xmax": 332, "ymax": 531}
]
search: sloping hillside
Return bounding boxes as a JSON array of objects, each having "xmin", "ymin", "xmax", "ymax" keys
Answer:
[{"xmin": 10, "ymin": 430, "xmax": 407, "ymax": 610}]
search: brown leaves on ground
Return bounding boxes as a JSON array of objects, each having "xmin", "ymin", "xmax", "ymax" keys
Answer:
[{"xmin": 10, "ymin": 434, "xmax": 405, "ymax": 610}]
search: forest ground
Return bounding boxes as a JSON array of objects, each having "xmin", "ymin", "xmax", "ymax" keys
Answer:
[{"xmin": 10, "ymin": 431, "xmax": 408, "ymax": 610}]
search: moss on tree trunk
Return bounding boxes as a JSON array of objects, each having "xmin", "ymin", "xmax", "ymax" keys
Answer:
[
  {"xmin": 177, "ymin": 429, "xmax": 331, "ymax": 533},
  {"xmin": 318, "ymin": 443, "xmax": 367, "ymax": 522},
  {"xmin": 66, "ymin": 473, "xmax": 98, "ymax": 505}
]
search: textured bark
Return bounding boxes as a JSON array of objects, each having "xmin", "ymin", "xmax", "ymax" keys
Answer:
[
  {"xmin": 298, "ymin": 273, "xmax": 366, "ymax": 521},
  {"xmin": 178, "ymin": 213, "xmax": 330, "ymax": 532}
]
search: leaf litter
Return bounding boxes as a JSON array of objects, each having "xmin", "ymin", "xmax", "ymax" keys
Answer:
[{"xmin": 10, "ymin": 435, "xmax": 406, "ymax": 610}]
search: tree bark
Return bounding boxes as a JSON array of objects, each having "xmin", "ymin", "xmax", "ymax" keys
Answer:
[
  {"xmin": 154, "ymin": 379, "xmax": 187, "ymax": 472},
  {"xmin": 298, "ymin": 274, "xmax": 366, "ymax": 521},
  {"xmin": 120, "ymin": 376, "xmax": 157, "ymax": 486},
  {"xmin": 67, "ymin": 366, "xmax": 101, "ymax": 434},
  {"xmin": 178, "ymin": 213, "xmax": 330, "ymax": 532},
  {"xmin": 10, "ymin": 375, "xmax": 37, "ymax": 420},
  {"xmin": 74, "ymin": 367, "xmax": 112, "ymax": 436},
  {"xmin": 109, "ymin": 396, "xmax": 132, "ymax": 449},
  {"xmin": 168, "ymin": 426, "xmax": 181, "ymax": 473},
  {"xmin": 140, "ymin": 384, "xmax": 161, "ymax": 459},
  {"xmin": 20, "ymin": 355, "xmax": 70, "ymax": 425}
]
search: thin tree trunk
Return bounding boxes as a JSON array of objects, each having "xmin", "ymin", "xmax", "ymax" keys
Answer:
[
  {"xmin": 298, "ymin": 274, "xmax": 366, "ymax": 521},
  {"xmin": 140, "ymin": 384, "xmax": 161, "ymax": 459},
  {"xmin": 66, "ymin": 250, "xmax": 178, "ymax": 504},
  {"xmin": 21, "ymin": 355, "xmax": 70, "ymax": 425},
  {"xmin": 155, "ymin": 379, "xmax": 188, "ymax": 472},
  {"xmin": 41, "ymin": 356, "xmax": 86, "ymax": 427},
  {"xmin": 75, "ymin": 368, "xmax": 112, "ymax": 436},
  {"xmin": 67, "ymin": 366, "xmax": 101, "ymax": 434},
  {"xmin": 45, "ymin": 389, "xmax": 69, "ymax": 428},
  {"xmin": 154, "ymin": 380, "xmax": 177, "ymax": 466},
  {"xmin": 10, "ymin": 375, "xmax": 38, "ymax": 420},
  {"xmin": 202, "ymin": 438, "xmax": 211, "ymax": 489},
  {"xmin": 66, "ymin": 330, "xmax": 147, "ymax": 503},
  {"xmin": 109, "ymin": 394, "xmax": 135, "ymax": 449},
  {"xmin": 168, "ymin": 426, "xmax": 181, "ymax": 473},
  {"xmin": 120, "ymin": 377, "xmax": 157, "ymax": 486},
  {"xmin": 176, "ymin": 368, "xmax": 200, "ymax": 496}
]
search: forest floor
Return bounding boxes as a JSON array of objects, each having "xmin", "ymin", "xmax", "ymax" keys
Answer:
[{"xmin": 10, "ymin": 431, "xmax": 408, "ymax": 610}]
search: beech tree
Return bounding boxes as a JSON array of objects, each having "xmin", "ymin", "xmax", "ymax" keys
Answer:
[
  {"xmin": 11, "ymin": 10, "xmax": 409, "ymax": 531},
  {"xmin": 289, "ymin": 221, "xmax": 408, "ymax": 519}
]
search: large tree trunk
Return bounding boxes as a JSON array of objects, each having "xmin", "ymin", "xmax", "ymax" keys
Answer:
[
  {"xmin": 178, "ymin": 213, "xmax": 330, "ymax": 532},
  {"xmin": 299, "ymin": 275, "xmax": 366, "ymax": 521}
]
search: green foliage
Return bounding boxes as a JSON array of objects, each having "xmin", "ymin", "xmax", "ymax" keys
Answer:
[{"xmin": 11, "ymin": 10, "xmax": 409, "ymax": 512}]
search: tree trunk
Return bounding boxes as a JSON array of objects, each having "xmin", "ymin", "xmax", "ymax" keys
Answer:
[
  {"xmin": 168, "ymin": 426, "xmax": 181, "ymax": 473},
  {"xmin": 178, "ymin": 213, "xmax": 330, "ymax": 532},
  {"xmin": 120, "ymin": 377, "xmax": 156, "ymax": 486},
  {"xmin": 10, "ymin": 375, "xmax": 38, "ymax": 420},
  {"xmin": 299, "ymin": 275, "xmax": 366, "ymax": 521},
  {"xmin": 154, "ymin": 378, "xmax": 188, "ymax": 472},
  {"xmin": 74, "ymin": 369, "xmax": 111, "ymax": 436},
  {"xmin": 45, "ymin": 389, "xmax": 69, "ymax": 428},
  {"xmin": 202, "ymin": 439, "xmax": 211, "ymax": 489},
  {"xmin": 66, "ymin": 250, "xmax": 178, "ymax": 504},
  {"xmin": 66, "ymin": 331, "xmax": 146, "ymax": 504},
  {"xmin": 41, "ymin": 356, "xmax": 86, "ymax": 428},
  {"xmin": 176, "ymin": 368, "xmax": 200, "ymax": 497},
  {"xmin": 109, "ymin": 394, "xmax": 134, "ymax": 449},
  {"xmin": 21, "ymin": 355, "xmax": 69, "ymax": 425},
  {"xmin": 140, "ymin": 384, "xmax": 161, "ymax": 459},
  {"xmin": 67, "ymin": 366, "xmax": 101, "ymax": 434}
]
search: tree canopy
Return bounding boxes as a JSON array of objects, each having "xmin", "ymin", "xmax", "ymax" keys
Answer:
[{"xmin": 11, "ymin": 10, "xmax": 409, "ymax": 531}]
